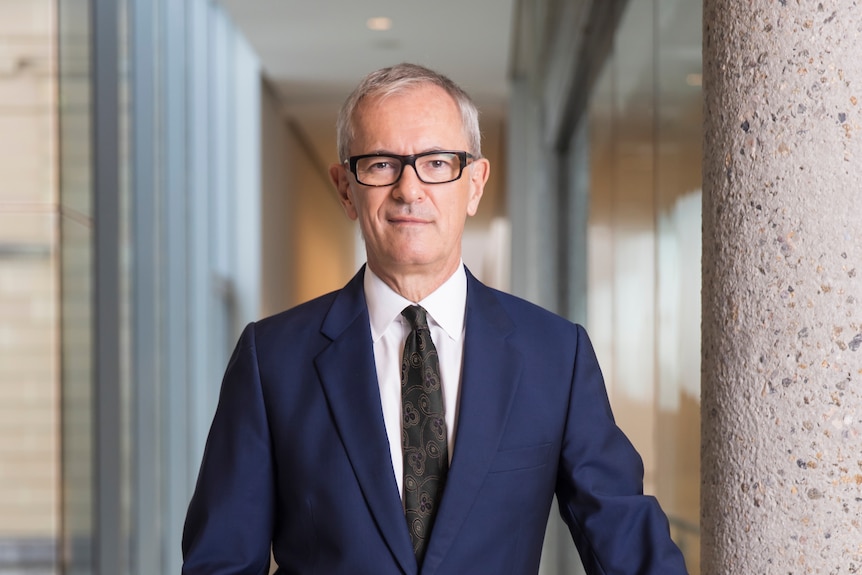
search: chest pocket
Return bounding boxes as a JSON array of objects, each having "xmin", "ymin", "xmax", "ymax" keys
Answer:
[{"xmin": 487, "ymin": 442, "xmax": 552, "ymax": 473}]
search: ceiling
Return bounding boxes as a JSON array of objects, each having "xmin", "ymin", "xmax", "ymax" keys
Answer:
[{"xmin": 218, "ymin": 0, "xmax": 517, "ymax": 164}]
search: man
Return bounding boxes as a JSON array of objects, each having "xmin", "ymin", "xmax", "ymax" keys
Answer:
[{"xmin": 182, "ymin": 63, "xmax": 688, "ymax": 574}]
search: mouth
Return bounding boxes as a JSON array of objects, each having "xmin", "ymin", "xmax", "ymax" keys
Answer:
[{"xmin": 388, "ymin": 215, "xmax": 430, "ymax": 225}]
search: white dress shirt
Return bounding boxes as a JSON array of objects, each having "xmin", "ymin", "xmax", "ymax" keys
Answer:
[{"xmin": 364, "ymin": 264, "xmax": 467, "ymax": 499}]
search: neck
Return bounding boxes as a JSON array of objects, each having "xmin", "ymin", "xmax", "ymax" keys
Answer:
[{"xmin": 368, "ymin": 261, "xmax": 461, "ymax": 302}]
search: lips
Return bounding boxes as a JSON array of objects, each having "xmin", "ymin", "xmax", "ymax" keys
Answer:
[{"xmin": 388, "ymin": 214, "xmax": 431, "ymax": 225}]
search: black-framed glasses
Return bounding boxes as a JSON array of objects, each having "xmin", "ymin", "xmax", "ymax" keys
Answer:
[{"xmin": 346, "ymin": 150, "xmax": 474, "ymax": 187}]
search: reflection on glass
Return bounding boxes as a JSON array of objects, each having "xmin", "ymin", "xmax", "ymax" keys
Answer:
[
  {"xmin": 59, "ymin": 0, "xmax": 94, "ymax": 572},
  {"xmin": 656, "ymin": 1, "xmax": 703, "ymax": 571},
  {"xmin": 610, "ymin": 0, "xmax": 658, "ymax": 495},
  {"xmin": 587, "ymin": 0, "xmax": 703, "ymax": 573}
]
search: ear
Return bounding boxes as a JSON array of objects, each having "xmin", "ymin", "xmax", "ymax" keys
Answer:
[
  {"xmin": 329, "ymin": 163, "xmax": 359, "ymax": 220},
  {"xmin": 465, "ymin": 157, "xmax": 490, "ymax": 217}
]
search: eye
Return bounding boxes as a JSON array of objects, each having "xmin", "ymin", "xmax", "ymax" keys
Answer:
[
  {"xmin": 418, "ymin": 154, "xmax": 456, "ymax": 172},
  {"xmin": 358, "ymin": 157, "xmax": 400, "ymax": 173},
  {"xmin": 368, "ymin": 161, "xmax": 392, "ymax": 171}
]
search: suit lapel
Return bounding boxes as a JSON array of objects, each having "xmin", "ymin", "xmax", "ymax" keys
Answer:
[
  {"xmin": 314, "ymin": 269, "xmax": 417, "ymax": 575},
  {"xmin": 421, "ymin": 271, "xmax": 523, "ymax": 574}
]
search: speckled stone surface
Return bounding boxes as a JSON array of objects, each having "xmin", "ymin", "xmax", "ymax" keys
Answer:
[{"xmin": 702, "ymin": 2, "xmax": 862, "ymax": 573}]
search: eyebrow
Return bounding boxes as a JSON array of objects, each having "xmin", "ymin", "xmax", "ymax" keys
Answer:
[{"xmin": 360, "ymin": 147, "xmax": 453, "ymax": 156}]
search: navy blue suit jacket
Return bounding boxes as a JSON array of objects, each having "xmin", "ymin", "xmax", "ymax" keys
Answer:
[{"xmin": 182, "ymin": 267, "xmax": 688, "ymax": 574}]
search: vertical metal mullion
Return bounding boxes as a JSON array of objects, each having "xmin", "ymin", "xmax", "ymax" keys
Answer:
[
  {"xmin": 568, "ymin": 116, "xmax": 590, "ymax": 327},
  {"xmin": 225, "ymin": 24, "xmax": 239, "ymax": 338},
  {"xmin": 161, "ymin": 0, "xmax": 189, "ymax": 570},
  {"xmin": 556, "ymin": 146, "xmax": 570, "ymax": 318},
  {"xmin": 209, "ymin": 9, "xmax": 232, "ymax": 363},
  {"xmin": 186, "ymin": 0, "xmax": 211, "ymax": 473},
  {"xmin": 92, "ymin": 0, "xmax": 122, "ymax": 572},
  {"xmin": 129, "ymin": 0, "xmax": 161, "ymax": 571}
]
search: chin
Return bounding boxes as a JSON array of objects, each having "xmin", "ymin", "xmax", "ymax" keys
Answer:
[{"xmin": 383, "ymin": 252, "xmax": 440, "ymax": 269}]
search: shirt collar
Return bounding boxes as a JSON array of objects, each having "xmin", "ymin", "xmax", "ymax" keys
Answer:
[{"xmin": 364, "ymin": 263, "xmax": 467, "ymax": 343}]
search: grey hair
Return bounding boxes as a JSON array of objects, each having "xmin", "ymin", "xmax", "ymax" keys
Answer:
[{"xmin": 335, "ymin": 63, "xmax": 482, "ymax": 162}]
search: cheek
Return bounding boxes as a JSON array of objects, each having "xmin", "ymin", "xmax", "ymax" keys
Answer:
[{"xmin": 356, "ymin": 200, "xmax": 386, "ymax": 232}]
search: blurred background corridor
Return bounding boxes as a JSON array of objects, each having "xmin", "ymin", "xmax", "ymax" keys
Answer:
[{"xmin": 0, "ymin": 0, "xmax": 702, "ymax": 573}]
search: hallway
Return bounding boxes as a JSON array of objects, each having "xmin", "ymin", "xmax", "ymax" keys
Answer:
[{"xmin": 0, "ymin": 0, "xmax": 705, "ymax": 573}]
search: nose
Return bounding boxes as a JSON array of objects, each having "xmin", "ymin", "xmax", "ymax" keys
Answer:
[{"xmin": 391, "ymin": 163, "xmax": 425, "ymax": 203}]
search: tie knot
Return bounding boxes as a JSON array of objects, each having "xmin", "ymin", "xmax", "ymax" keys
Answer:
[{"xmin": 401, "ymin": 305, "xmax": 429, "ymax": 330}]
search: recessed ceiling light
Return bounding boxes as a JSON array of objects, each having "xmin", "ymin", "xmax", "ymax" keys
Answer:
[{"xmin": 367, "ymin": 17, "xmax": 392, "ymax": 31}]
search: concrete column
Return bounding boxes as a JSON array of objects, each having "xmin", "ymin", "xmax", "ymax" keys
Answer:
[{"xmin": 702, "ymin": 2, "xmax": 862, "ymax": 573}]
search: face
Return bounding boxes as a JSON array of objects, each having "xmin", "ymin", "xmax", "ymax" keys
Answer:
[{"xmin": 330, "ymin": 84, "xmax": 490, "ymax": 286}]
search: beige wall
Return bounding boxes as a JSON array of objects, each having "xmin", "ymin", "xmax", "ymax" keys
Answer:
[
  {"xmin": 463, "ymin": 107, "xmax": 509, "ymax": 290},
  {"xmin": 260, "ymin": 83, "xmax": 297, "ymax": 316},
  {"xmin": 290, "ymin": 153, "xmax": 357, "ymax": 306},
  {"xmin": 0, "ymin": 0, "xmax": 59, "ymax": 539},
  {"xmin": 260, "ymin": 88, "xmax": 358, "ymax": 313}
]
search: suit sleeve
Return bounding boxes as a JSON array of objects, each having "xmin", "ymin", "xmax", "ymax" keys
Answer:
[
  {"xmin": 182, "ymin": 323, "xmax": 275, "ymax": 575},
  {"xmin": 555, "ymin": 325, "xmax": 689, "ymax": 574}
]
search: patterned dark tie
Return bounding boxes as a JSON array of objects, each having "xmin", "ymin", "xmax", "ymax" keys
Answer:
[{"xmin": 400, "ymin": 305, "xmax": 449, "ymax": 566}]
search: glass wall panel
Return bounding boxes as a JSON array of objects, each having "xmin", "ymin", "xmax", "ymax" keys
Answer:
[
  {"xmin": 52, "ymin": 0, "xmax": 263, "ymax": 572},
  {"xmin": 59, "ymin": 218, "xmax": 92, "ymax": 574},
  {"xmin": 585, "ymin": 0, "xmax": 702, "ymax": 572},
  {"xmin": 608, "ymin": 0, "xmax": 658, "ymax": 494},
  {"xmin": 125, "ymin": 2, "xmax": 263, "ymax": 572},
  {"xmin": 58, "ymin": 0, "xmax": 93, "ymax": 571},
  {"xmin": 587, "ymin": 62, "xmax": 616, "ymax": 399},
  {"xmin": 655, "ymin": 0, "xmax": 703, "ymax": 571}
]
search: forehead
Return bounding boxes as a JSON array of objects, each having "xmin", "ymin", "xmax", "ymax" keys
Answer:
[{"xmin": 351, "ymin": 84, "xmax": 467, "ymax": 153}]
